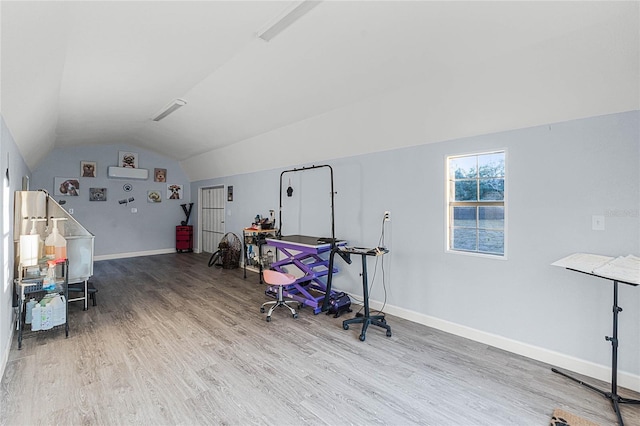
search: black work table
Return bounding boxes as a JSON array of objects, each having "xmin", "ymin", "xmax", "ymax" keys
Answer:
[{"xmin": 335, "ymin": 246, "xmax": 392, "ymax": 341}]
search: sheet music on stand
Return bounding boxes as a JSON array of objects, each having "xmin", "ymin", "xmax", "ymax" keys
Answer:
[
  {"xmin": 552, "ymin": 253, "xmax": 640, "ymax": 285},
  {"xmin": 593, "ymin": 255, "xmax": 640, "ymax": 285}
]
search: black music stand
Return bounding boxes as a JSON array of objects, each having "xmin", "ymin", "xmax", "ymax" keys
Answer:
[{"xmin": 551, "ymin": 262, "xmax": 640, "ymax": 426}]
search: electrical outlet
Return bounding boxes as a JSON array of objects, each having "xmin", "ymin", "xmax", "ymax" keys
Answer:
[
  {"xmin": 68, "ymin": 208, "xmax": 74, "ymax": 214},
  {"xmin": 384, "ymin": 211, "xmax": 391, "ymax": 222}
]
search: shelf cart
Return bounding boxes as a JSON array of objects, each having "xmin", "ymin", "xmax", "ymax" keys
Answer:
[{"xmin": 15, "ymin": 259, "xmax": 69, "ymax": 349}]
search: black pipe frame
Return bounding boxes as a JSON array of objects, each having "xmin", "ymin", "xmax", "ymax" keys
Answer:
[{"xmin": 278, "ymin": 164, "xmax": 336, "ymax": 249}]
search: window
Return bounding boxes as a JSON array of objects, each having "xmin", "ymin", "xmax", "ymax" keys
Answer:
[{"xmin": 447, "ymin": 151, "xmax": 505, "ymax": 256}]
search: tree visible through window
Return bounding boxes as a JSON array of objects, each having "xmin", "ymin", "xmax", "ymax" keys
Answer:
[{"xmin": 447, "ymin": 151, "xmax": 505, "ymax": 256}]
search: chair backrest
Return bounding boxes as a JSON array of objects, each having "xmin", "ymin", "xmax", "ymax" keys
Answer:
[{"xmin": 262, "ymin": 269, "xmax": 296, "ymax": 285}]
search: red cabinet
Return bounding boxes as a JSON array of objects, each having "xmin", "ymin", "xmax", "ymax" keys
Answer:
[{"xmin": 176, "ymin": 226, "xmax": 193, "ymax": 252}]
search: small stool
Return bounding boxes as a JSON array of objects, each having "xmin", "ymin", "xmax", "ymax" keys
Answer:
[
  {"xmin": 68, "ymin": 281, "xmax": 98, "ymax": 309},
  {"xmin": 260, "ymin": 270, "xmax": 298, "ymax": 322}
]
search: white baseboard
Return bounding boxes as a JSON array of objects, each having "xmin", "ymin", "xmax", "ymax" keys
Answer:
[
  {"xmin": 0, "ymin": 317, "xmax": 15, "ymax": 384},
  {"xmin": 360, "ymin": 297, "xmax": 640, "ymax": 393},
  {"xmin": 94, "ymin": 248, "xmax": 177, "ymax": 261}
]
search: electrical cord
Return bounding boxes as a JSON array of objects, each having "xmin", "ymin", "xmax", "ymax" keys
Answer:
[
  {"xmin": 355, "ymin": 215, "xmax": 388, "ymax": 317},
  {"xmin": 344, "ymin": 215, "xmax": 390, "ymax": 317}
]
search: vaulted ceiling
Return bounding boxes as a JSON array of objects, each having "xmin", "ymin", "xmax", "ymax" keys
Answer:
[{"xmin": 2, "ymin": 1, "xmax": 638, "ymax": 172}]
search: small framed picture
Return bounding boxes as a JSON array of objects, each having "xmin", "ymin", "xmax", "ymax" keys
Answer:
[
  {"xmin": 167, "ymin": 184, "xmax": 183, "ymax": 200},
  {"xmin": 154, "ymin": 168, "xmax": 167, "ymax": 182},
  {"xmin": 118, "ymin": 151, "xmax": 138, "ymax": 168},
  {"xmin": 147, "ymin": 190, "xmax": 162, "ymax": 203},
  {"xmin": 54, "ymin": 177, "xmax": 80, "ymax": 196},
  {"xmin": 227, "ymin": 185, "xmax": 233, "ymax": 202},
  {"xmin": 89, "ymin": 188, "xmax": 107, "ymax": 201},
  {"xmin": 81, "ymin": 161, "xmax": 97, "ymax": 177}
]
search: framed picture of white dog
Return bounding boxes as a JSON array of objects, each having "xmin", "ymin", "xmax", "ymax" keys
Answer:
[
  {"xmin": 147, "ymin": 190, "xmax": 162, "ymax": 203},
  {"xmin": 118, "ymin": 151, "xmax": 138, "ymax": 168},
  {"xmin": 54, "ymin": 177, "xmax": 80, "ymax": 196}
]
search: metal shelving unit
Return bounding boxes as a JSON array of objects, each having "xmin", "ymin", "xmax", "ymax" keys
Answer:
[
  {"xmin": 243, "ymin": 227, "xmax": 278, "ymax": 283},
  {"xmin": 14, "ymin": 259, "xmax": 69, "ymax": 350}
]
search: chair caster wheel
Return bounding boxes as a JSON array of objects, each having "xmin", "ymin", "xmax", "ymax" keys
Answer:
[
  {"xmin": 266, "ymin": 316, "xmax": 271, "ymax": 322},
  {"xmin": 386, "ymin": 330, "xmax": 392, "ymax": 337},
  {"xmin": 260, "ymin": 307, "xmax": 265, "ymax": 313},
  {"xmin": 359, "ymin": 334, "xmax": 366, "ymax": 341},
  {"xmin": 293, "ymin": 313, "xmax": 298, "ymax": 319},
  {"xmin": 343, "ymin": 324, "xmax": 349, "ymax": 330}
]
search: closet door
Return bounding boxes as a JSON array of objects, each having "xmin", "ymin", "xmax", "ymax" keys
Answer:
[{"xmin": 201, "ymin": 186, "xmax": 225, "ymax": 253}]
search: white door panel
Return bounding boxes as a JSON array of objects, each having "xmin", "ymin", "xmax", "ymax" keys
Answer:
[{"xmin": 201, "ymin": 186, "xmax": 225, "ymax": 253}]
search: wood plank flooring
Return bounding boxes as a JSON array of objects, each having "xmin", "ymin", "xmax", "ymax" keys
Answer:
[{"xmin": 2, "ymin": 252, "xmax": 639, "ymax": 425}]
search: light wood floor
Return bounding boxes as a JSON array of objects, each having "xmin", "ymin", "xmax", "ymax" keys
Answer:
[{"xmin": 2, "ymin": 252, "xmax": 639, "ymax": 425}]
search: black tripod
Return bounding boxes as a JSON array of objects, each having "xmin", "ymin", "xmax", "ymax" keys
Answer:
[{"xmin": 552, "ymin": 276, "xmax": 640, "ymax": 426}]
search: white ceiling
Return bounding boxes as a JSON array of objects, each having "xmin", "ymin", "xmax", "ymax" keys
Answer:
[{"xmin": 2, "ymin": 1, "xmax": 638, "ymax": 172}]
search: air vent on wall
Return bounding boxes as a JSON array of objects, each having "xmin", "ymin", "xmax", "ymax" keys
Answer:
[{"xmin": 107, "ymin": 166, "xmax": 149, "ymax": 180}]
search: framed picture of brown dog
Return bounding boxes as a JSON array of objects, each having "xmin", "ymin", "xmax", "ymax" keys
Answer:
[
  {"xmin": 154, "ymin": 168, "xmax": 167, "ymax": 182},
  {"xmin": 81, "ymin": 161, "xmax": 96, "ymax": 177},
  {"xmin": 54, "ymin": 177, "xmax": 80, "ymax": 196}
]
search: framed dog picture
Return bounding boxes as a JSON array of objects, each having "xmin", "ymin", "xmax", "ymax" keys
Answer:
[
  {"xmin": 167, "ymin": 184, "xmax": 183, "ymax": 200},
  {"xmin": 54, "ymin": 177, "xmax": 80, "ymax": 196},
  {"xmin": 81, "ymin": 161, "xmax": 97, "ymax": 177},
  {"xmin": 118, "ymin": 151, "xmax": 138, "ymax": 168},
  {"xmin": 89, "ymin": 188, "xmax": 107, "ymax": 201},
  {"xmin": 147, "ymin": 190, "xmax": 162, "ymax": 203},
  {"xmin": 154, "ymin": 168, "xmax": 167, "ymax": 182}
]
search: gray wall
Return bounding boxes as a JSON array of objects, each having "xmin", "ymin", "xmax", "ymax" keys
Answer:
[
  {"xmin": 191, "ymin": 111, "xmax": 640, "ymax": 383},
  {"xmin": 3, "ymin": 111, "xmax": 638, "ymax": 389},
  {"xmin": 1, "ymin": 116, "xmax": 31, "ymax": 379},
  {"xmin": 31, "ymin": 144, "xmax": 191, "ymax": 257}
]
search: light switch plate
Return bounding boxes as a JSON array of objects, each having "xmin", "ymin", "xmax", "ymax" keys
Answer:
[{"xmin": 592, "ymin": 215, "xmax": 605, "ymax": 231}]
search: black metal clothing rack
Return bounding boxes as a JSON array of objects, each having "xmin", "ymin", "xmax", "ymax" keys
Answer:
[{"xmin": 552, "ymin": 270, "xmax": 640, "ymax": 426}]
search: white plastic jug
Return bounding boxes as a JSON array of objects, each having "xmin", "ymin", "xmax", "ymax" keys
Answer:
[
  {"xmin": 25, "ymin": 298, "xmax": 37, "ymax": 324},
  {"xmin": 31, "ymin": 303, "xmax": 42, "ymax": 331},
  {"xmin": 40, "ymin": 300, "xmax": 53, "ymax": 330},
  {"xmin": 51, "ymin": 295, "xmax": 66, "ymax": 326},
  {"xmin": 45, "ymin": 218, "xmax": 67, "ymax": 260}
]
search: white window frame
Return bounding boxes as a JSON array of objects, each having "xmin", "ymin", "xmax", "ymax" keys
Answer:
[{"xmin": 445, "ymin": 149, "xmax": 508, "ymax": 259}]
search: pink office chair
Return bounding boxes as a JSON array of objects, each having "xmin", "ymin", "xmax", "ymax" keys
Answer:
[{"xmin": 260, "ymin": 270, "xmax": 299, "ymax": 322}]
